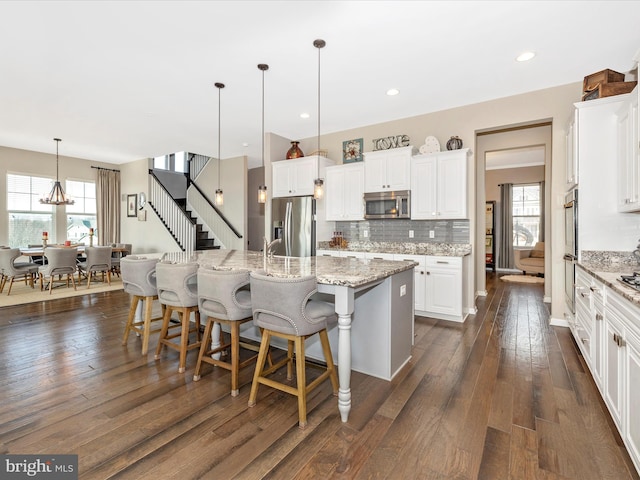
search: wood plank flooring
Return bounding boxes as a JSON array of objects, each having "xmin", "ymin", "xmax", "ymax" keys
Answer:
[{"xmin": 1, "ymin": 272, "xmax": 638, "ymax": 479}]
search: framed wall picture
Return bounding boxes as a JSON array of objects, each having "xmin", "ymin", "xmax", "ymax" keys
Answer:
[
  {"xmin": 127, "ymin": 194, "xmax": 137, "ymax": 217},
  {"xmin": 342, "ymin": 138, "xmax": 364, "ymax": 163}
]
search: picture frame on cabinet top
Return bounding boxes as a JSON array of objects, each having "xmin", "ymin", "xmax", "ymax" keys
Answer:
[{"xmin": 343, "ymin": 138, "xmax": 363, "ymax": 163}]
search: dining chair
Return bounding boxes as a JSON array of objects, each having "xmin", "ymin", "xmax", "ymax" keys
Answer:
[
  {"xmin": 111, "ymin": 243, "xmax": 132, "ymax": 277},
  {"xmin": 121, "ymin": 256, "xmax": 170, "ymax": 355},
  {"xmin": 77, "ymin": 246, "xmax": 113, "ymax": 288},
  {"xmin": 154, "ymin": 262, "xmax": 201, "ymax": 373},
  {"xmin": 248, "ymin": 271, "xmax": 339, "ymax": 429},
  {"xmin": 0, "ymin": 248, "xmax": 39, "ymax": 296},
  {"xmin": 38, "ymin": 247, "xmax": 78, "ymax": 294},
  {"xmin": 193, "ymin": 268, "xmax": 261, "ymax": 396}
]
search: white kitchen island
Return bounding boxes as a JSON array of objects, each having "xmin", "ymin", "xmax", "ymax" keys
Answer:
[{"xmin": 161, "ymin": 249, "xmax": 416, "ymax": 423}]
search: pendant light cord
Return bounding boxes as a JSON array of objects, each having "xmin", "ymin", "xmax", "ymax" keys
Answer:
[
  {"xmin": 314, "ymin": 39, "xmax": 325, "ymax": 179},
  {"xmin": 215, "ymin": 82, "xmax": 225, "ymax": 190}
]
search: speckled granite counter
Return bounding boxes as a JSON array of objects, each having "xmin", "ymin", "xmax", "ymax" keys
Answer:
[
  {"xmin": 317, "ymin": 241, "xmax": 471, "ymax": 257},
  {"xmin": 162, "ymin": 249, "xmax": 417, "ymax": 287},
  {"xmin": 576, "ymin": 255, "xmax": 640, "ymax": 308},
  {"xmin": 161, "ymin": 249, "xmax": 417, "ymax": 418}
]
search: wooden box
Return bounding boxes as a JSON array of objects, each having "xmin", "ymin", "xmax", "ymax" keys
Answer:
[
  {"xmin": 582, "ymin": 81, "xmax": 637, "ymax": 101},
  {"xmin": 583, "ymin": 69, "xmax": 626, "ymax": 92}
]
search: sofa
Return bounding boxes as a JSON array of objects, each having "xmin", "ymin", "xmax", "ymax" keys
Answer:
[{"xmin": 514, "ymin": 241, "xmax": 544, "ymax": 276}]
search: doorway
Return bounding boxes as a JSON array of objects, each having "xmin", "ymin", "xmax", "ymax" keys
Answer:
[{"xmin": 475, "ymin": 122, "xmax": 552, "ymax": 299}]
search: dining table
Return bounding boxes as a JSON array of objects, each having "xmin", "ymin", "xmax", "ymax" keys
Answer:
[
  {"xmin": 19, "ymin": 245, "xmax": 129, "ymax": 258},
  {"xmin": 156, "ymin": 249, "xmax": 417, "ymax": 423}
]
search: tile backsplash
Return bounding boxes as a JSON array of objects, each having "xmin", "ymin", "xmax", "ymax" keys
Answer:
[{"xmin": 335, "ymin": 219, "xmax": 469, "ymax": 244}]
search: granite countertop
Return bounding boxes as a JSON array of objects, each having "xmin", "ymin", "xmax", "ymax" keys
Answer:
[
  {"xmin": 576, "ymin": 260, "xmax": 640, "ymax": 308},
  {"xmin": 317, "ymin": 241, "xmax": 471, "ymax": 257},
  {"xmin": 160, "ymin": 249, "xmax": 417, "ymax": 288}
]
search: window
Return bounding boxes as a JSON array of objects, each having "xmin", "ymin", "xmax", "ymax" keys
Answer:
[
  {"xmin": 66, "ymin": 180, "xmax": 96, "ymax": 245},
  {"xmin": 512, "ymin": 184, "xmax": 540, "ymax": 247},
  {"xmin": 7, "ymin": 174, "xmax": 54, "ymax": 246},
  {"xmin": 154, "ymin": 151, "xmax": 187, "ymax": 173}
]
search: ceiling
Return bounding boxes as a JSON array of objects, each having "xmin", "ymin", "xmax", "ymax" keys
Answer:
[
  {"xmin": 1, "ymin": 1, "xmax": 639, "ymax": 169},
  {"xmin": 486, "ymin": 146, "xmax": 545, "ymax": 170}
]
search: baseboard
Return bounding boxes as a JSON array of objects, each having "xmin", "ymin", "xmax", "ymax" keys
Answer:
[
  {"xmin": 476, "ymin": 290, "xmax": 488, "ymax": 297},
  {"xmin": 550, "ymin": 316, "xmax": 570, "ymax": 327},
  {"xmin": 543, "ymin": 295, "xmax": 551, "ymax": 303}
]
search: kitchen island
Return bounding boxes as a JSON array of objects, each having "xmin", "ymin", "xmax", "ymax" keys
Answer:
[{"xmin": 161, "ymin": 249, "xmax": 417, "ymax": 423}]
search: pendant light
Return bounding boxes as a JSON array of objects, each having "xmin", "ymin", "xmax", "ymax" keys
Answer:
[
  {"xmin": 313, "ymin": 39, "xmax": 326, "ymax": 200},
  {"xmin": 257, "ymin": 64, "xmax": 269, "ymax": 204},
  {"xmin": 40, "ymin": 138, "xmax": 74, "ymax": 206},
  {"xmin": 215, "ymin": 82, "xmax": 225, "ymax": 206}
]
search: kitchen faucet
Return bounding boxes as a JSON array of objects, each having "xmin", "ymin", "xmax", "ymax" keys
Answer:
[{"xmin": 263, "ymin": 237, "xmax": 282, "ymax": 259}]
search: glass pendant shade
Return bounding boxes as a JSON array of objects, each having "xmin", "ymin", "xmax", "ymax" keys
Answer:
[
  {"xmin": 40, "ymin": 138, "xmax": 74, "ymax": 206},
  {"xmin": 258, "ymin": 185, "xmax": 267, "ymax": 204},
  {"xmin": 215, "ymin": 188, "xmax": 224, "ymax": 206},
  {"xmin": 313, "ymin": 178, "xmax": 324, "ymax": 199}
]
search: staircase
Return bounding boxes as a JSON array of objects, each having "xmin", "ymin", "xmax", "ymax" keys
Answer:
[{"xmin": 175, "ymin": 198, "xmax": 220, "ymax": 250}]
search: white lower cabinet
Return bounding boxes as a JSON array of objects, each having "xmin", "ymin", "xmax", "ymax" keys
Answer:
[
  {"xmin": 604, "ymin": 309, "xmax": 625, "ymax": 427},
  {"xmin": 573, "ymin": 268, "xmax": 640, "ymax": 475},
  {"xmin": 318, "ymin": 250, "xmax": 466, "ymax": 322}
]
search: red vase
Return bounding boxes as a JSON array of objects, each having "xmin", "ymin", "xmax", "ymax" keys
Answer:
[{"xmin": 286, "ymin": 141, "xmax": 304, "ymax": 159}]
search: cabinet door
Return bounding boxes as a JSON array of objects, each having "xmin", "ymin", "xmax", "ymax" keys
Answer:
[
  {"xmin": 604, "ymin": 311, "xmax": 625, "ymax": 428},
  {"xmin": 291, "ymin": 157, "xmax": 316, "ymax": 196},
  {"xmin": 436, "ymin": 152, "xmax": 467, "ymax": 219},
  {"xmin": 424, "ymin": 259, "xmax": 461, "ymax": 316},
  {"xmin": 384, "ymin": 149, "xmax": 411, "ymax": 191},
  {"xmin": 272, "ymin": 162, "xmax": 293, "ymax": 198},
  {"xmin": 592, "ymin": 299, "xmax": 605, "ymax": 390},
  {"xmin": 343, "ymin": 164, "xmax": 365, "ymax": 220},
  {"xmin": 625, "ymin": 330, "xmax": 640, "ymax": 471},
  {"xmin": 566, "ymin": 111, "xmax": 578, "ymax": 189},
  {"xmin": 325, "ymin": 163, "xmax": 364, "ymax": 221},
  {"xmin": 325, "ymin": 166, "xmax": 346, "ymax": 220},
  {"xmin": 410, "ymin": 156, "xmax": 437, "ymax": 219},
  {"xmin": 364, "ymin": 154, "xmax": 387, "ymax": 192}
]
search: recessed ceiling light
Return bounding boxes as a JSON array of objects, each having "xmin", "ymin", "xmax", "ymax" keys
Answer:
[
  {"xmin": 300, "ymin": 113, "xmax": 310, "ymax": 119},
  {"xmin": 386, "ymin": 88, "xmax": 400, "ymax": 96},
  {"xmin": 242, "ymin": 142, "xmax": 249, "ymax": 147},
  {"xmin": 516, "ymin": 51, "xmax": 536, "ymax": 62}
]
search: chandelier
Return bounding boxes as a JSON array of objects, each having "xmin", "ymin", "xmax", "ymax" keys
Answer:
[{"xmin": 40, "ymin": 138, "xmax": 74, "ymax": 205}]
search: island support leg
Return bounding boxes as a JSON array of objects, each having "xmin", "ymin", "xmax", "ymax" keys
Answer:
[{"xmin": 333, "ymin": 286, "xmax": 355, "ymax": 423}]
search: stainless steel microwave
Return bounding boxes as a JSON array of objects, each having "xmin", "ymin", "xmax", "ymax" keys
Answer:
[{"xmin": 363, "ymin": 190, "xmax": 410, "ymax": 219}]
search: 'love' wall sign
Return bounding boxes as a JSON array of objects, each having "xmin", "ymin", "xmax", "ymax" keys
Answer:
[{"xmin": 372, "ymin": 134, "xmax": 410, "ymax": 151}]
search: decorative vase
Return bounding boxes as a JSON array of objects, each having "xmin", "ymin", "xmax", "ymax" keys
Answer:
[
  {"xmin": 446, "ymin": 136, "xmax": 463, "ymax": 150},
  {"xmin": 286, "ymin": 141, "xmax": 304, "ymax": 159}
]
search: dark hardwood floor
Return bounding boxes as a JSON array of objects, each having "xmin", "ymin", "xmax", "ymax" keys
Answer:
[{"xmin": 1, "ymin": 272, "xmax": 638, "ymax": 479}]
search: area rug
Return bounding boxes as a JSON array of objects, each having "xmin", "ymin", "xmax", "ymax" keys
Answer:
[
  {"xmin": 500, "ymin": 274, "xmax": 544, "ymax": 284},
  {"xmin": 0, "ymin": 276, "xmax": 124, "ymax": 308}
]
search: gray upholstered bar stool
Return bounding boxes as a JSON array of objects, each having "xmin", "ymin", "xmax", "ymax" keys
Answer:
[
  {"xmin": 248, "ymin": 271, "xmax": 339, "ymax": 429},
  {"xmin": 193, "ymin": 268, "xmax": 261, "ymax": 396},
  {"xmin": 154, "ymin": 262, "xmax": 201, "ymax": 373},
  {"xmin": 121, "ymin": 256, "xmax": 170, "ymax": 355},
  {"xmin": 0, "ymin": 248, "xmax": 39, "ymax": 295}
]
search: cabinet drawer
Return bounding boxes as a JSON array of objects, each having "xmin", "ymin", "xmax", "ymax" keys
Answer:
[{"xmin": 424, "ymin": 256, "xmax": 461, "ymax": 268}]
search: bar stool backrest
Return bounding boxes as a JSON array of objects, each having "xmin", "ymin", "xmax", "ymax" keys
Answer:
[
  {"xmin": 121, "ymin": 256, "xmax": 159, "ymax": 297},
  {"xmin": 155, "ymin": 262, "xmax": 198, "ymax": 308},
  {"xmin": 197, "ymin": 268, "xmax": 252, "ymax": 321}
]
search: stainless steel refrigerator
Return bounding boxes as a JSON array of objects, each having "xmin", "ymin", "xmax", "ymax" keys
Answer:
[{"xmin": 271, "ymin": 196, "xmax": 316, "ymax": 257}]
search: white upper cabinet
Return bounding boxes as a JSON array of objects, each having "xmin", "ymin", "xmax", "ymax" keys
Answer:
[
  {"xmin": 616, "ymin": 87, "xmax": 640, "ymax": 212},
  {"xmin": 566, "ymin": 109, "xmax": 579, "ymax": 190},
  {"xmin": 325, "ymin": 163, "xmax": 365, "ymax": 221},
  {"xmin": 363, "ymin": 146, "xmax": 413, "ymax": 193},
  {"xmin": 272, "ymin": 156, "xmax": 335, "ymax": 198},
  {"xmin": 411, "ymin": 148, "xmax": 469, "ymax": 220}
]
